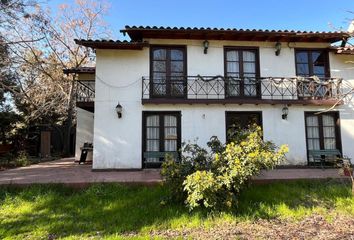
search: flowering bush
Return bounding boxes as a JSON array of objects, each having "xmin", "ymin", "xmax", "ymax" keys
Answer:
[{"xmin": 161, "ymin": 126, "xmax": 289, "ymax": 210}]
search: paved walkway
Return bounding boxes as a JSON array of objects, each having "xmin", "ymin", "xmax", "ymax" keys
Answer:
[{"xmin": 0, "ymin": 158, "xmax": 349, "ymax": 186}]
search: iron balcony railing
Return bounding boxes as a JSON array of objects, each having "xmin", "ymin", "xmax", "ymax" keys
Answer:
[
  {"xmin": 76, "ymin": 80, "xmax": 95, "ymax": 102},
  {"xmin": 142, "ymin": 76, "xmax": 342, "ymax": 101}
]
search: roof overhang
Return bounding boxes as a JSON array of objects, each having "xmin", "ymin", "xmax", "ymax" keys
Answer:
[
  {"xmin": 121, "ymin": 26, "xmax": 350, "ymax": 43},
  {"xmin": 328, "ymin": 46, "xmax": 354, "ymax": 55},
  {"xmin": 63, "ymin": 67, "xmax": 96, "ymax": 74},
  {"xmin": 74, "ymin": 39, "xmax": 149, "ymax": 50}
]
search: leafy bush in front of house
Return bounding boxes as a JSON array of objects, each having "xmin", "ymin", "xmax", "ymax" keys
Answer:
[
  {"xmin": 13, "ymin": 150, "xmax": 31, "ymax": 167},
  {"xmin": 0, "ymin": 150, "xmax": 33, "ymax": 169},
  {"xmin": 161, "ymin": 126, "xmax": 289, "ymax": 210}
]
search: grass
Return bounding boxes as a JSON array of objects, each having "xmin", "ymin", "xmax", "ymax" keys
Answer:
[{"xmin": 0, "ymin": 180, "xmax": 353, "ymax": 239}]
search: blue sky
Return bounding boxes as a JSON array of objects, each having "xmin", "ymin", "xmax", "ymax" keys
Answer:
[{"xmin": 48, "ymin": 0, "xmax": 354, "ymax": 40}]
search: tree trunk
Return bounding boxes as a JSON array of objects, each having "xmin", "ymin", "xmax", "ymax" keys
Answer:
[{"xmin": 63, "ymin": 78, "xmax": 75, "ymax": 156}]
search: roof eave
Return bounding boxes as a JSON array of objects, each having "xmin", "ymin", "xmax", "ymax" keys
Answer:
[
  {"xmin": 75, "ymin": 39, "xmax": 149, "ymax": 50},
  {"xmin": 63, "ymin": 67, "xmax": 96, "ymax": 74},
  {"xmin": 121, "ymin": 28, "xmax": 350, "ymax": 43}
]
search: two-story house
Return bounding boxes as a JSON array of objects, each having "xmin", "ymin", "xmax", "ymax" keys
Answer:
[{"xmin": 71, "ymin": 26, "xmax": 354, "ymax": 170}]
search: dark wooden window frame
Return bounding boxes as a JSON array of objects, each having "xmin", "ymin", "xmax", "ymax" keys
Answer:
[
  {"xmin": 225, "ymin": 111, "xmax": 263, "ymax": 142},
  {"xmin": 294, "ymin": 48, "xmax": 331, "ymax": 78},
  {"xmin": 149, "ymin": 45, "xmax": 187, "ymax": 98},
  {"xmin": 224, "ymin": 46, "xmax": 261, "ymax": 99},
  {"xmin": 304, "ymin": 111, "xmax": 342, "ymax": 165},
  {"xmin": 142, "ymin": 111, "xmax": 182, "ymax": 168}
]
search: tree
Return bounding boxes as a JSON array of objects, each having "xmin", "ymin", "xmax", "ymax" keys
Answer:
[{"xmin": 1, "ymin": 0, "xmax": 111, "ymax": 155}]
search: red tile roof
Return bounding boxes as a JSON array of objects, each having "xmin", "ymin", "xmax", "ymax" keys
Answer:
[
  {"xmin": 75, "ymin": 26, "xmax": 351, "ymax": 49},
  {"xmin": 329, "ymin": 46, "xmax": 354, "ymax": 54},
  {"xmin": 74, "ymin": 39, "xmax": 149, "ymax": 50},
  {"xmin": 121, "ymin": 25, "xmax": 350, "ymax": 43},
  {"xmin": 63, "ymin": 67, "xmax": 96, "ymax": 74}
]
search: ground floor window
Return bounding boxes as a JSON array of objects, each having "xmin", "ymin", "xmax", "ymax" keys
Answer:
[
  {"xmin": 225, "ymin": 111, "xmax": 262, "ymax": 141},
  {"xmin": 305, "ymin": 112, "xmax": 342, "ymax": 165},
  {"xmin": 142, "ymin": 111, "xmax": 181, "ymax": 168}
]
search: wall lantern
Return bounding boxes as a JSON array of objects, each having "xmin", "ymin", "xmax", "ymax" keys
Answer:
[
  {"xmin": 275, "ymin": 41, "xmax": 282, "ymax": 56},
  {"xmin": 203, "ymin": 40, "xmax": 209, "ymax": 54},
  {"xmin": 282, "ymin": 105, "xmax": 289, "ymax": 120},
  {"xmin": 115, "ymin": 102, "xmax": 123, "ymax": 118}
]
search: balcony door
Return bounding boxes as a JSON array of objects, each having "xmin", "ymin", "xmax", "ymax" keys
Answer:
[
  {"xmin": 224, "ymin": 48, "xmax": 260, "ymax": 98},
  {"xmin": 150, "ymin": 46, "xmax": 186, "ymax": 98}
]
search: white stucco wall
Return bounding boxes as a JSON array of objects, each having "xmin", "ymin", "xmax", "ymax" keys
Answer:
[
  {"xmin": 75, "ymin": 107, "xmax": 94, "ymax": 161},
  {"xmin": 92, "ymin": 39, "xmax": 354, "ymax": 169},
  {"xmin": 330, "ymin": 54, "xmax": 354, "ymax": 161}
]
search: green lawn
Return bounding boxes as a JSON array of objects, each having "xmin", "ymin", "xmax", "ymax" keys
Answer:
[{"xmin": 0, "ymin": 180, "xmax": 353, "ymax": 239}]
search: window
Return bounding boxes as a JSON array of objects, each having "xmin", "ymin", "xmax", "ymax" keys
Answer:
[
  {"xmin": 305, "ymin": 112, "xmax": 341, "ymax": 164},
  {"xmin": 143, "ymin": 112, "xmax": 181, "ymax": 168},
  {"xmin": 295, "ymin": 49, "xmax": 330, "ymax": 98},
  {"xmin": 295, "ymin": 49, "xmax": 329, "ymax": 78},
  {"xmin": 150, "ymin": 46, "xmax": 186, "ymax": 98},
  {"xmin": 224, "ymin": 48, "xmax": 260, "ymax": 98},
  {"xmin": 225, "ymin": 112, "xmax": 262, "ymax": 141}
]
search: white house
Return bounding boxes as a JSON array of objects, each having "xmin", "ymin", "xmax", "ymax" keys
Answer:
[{"xmin": 71, "ymin": 26, "xmax": 354, "ymax": 170}]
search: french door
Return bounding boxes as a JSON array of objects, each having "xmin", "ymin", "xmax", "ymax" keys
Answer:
[
  {"xmin": 224, "ymin": 48, "xmax": 260, "ymax": 98},
  {"xmin": 305, "ymin": 112, "xmax": 341, "ymax": 165},
  {"xmin": 225, "ymin": 111, "xmax": 262, "ymax": 142},
  {"xmin": 143, "ymin": 112, "xmax": 181, "ymax": 168},
  {"xmin": 150, "ymin": 46, "xmax": 186, "ymax": 98}
]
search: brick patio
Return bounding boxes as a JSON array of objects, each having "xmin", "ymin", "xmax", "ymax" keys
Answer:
[{"xmin": 0, "ymin": 158, "xmax": 349, "ymax": 187}]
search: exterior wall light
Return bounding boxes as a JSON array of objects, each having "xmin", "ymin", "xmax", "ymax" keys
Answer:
[
  {"xmin": 115, "ymin": 103, "xmax": 123, "ymax": 118},
  {"xmin": 203, "ymin": 40, "xmax": 209, "ymax": 54},
  {"xmin": 275, "ymin": 41, "xmax": 282, "ymax": 56},
  {"xmin": 282, "ymin": 105, "xmax": 289, "ymax": 120}
]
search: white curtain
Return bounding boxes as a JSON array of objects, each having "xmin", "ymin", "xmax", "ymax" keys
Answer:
[
  {"xmin": 146, "ymin": 115, "xmax": 160, "ymax": 162},
  {"xmin": 243, "ymin": 51, "xmax": 256, "ymax": 96},
  {"xmin": 243, "ymin": 51, "xmax": 255, "ymax": 61},
  {"xmin": 226, "ymin": 51, "xmax": 240, "ymax": 97},
  {"xmin": 306, "ymin": 116, "xmax": 320, "ymax": 150},
  {"xmin": 227, "ymin": 62, "xmax": 239, "ymax": 74},
  {"xmin": 323, "ymin": 115, "xmax": 336, "ymax": 149},
  {"xmin": 227, "ymin": 51, "xmax": 238, "ymax": 61},
  {"xmin": 164, "ymin": 116, "xmax": 177, "ymax": 152}
]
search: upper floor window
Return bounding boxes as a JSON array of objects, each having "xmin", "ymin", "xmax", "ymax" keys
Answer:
[
  {"xmin": 150, "ymin": 46, "xmax": 186, "ymax": 98},
  {"xmin": 295, "ymin": 49, "xmax": 329, "ymax": 78},
  {"xmin": 224, "ymin": 47, "xmax": 260, "ymax": 98}
]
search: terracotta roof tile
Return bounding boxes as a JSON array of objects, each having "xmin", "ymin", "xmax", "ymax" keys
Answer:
[
  {"xmin": 74, "ymin": 39, "xmax": 149, "ymax": 50},
  {"xmin": 329, "ymin": 46, "xmax": 354, "ymax": 54},
  {"xmin": 63, "ymin": 67, "xmax": 95, "ymax": 74},
  {"xmin": 120, "ymin": 25, "xmax": 349, "ymax": 43}
]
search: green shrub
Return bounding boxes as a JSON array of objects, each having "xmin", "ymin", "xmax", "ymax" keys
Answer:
[
  {"xmin": 13, "ymin": 151, "xmax": 31, "ymax": 167},
  {"xmin": 162, "ymin": 126, "xmax": 289, "ymax": 211},
  {"xmin": 161, "ymin": 143, "xmax": 212, "ymax": 203}
]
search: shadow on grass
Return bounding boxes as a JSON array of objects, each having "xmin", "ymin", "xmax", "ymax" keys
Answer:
[{"xmin": 0, "ymin": 179, "xmax": 352, "ymax": 238}]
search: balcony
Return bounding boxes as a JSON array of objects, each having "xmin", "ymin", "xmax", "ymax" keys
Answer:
[
  {"xmin": 76, "ymin": 80, "xmax": 95, "ymax": 112},
  {"xmin": 142, "ymin": 76, "xmax": 343, "ymax": 105}
]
